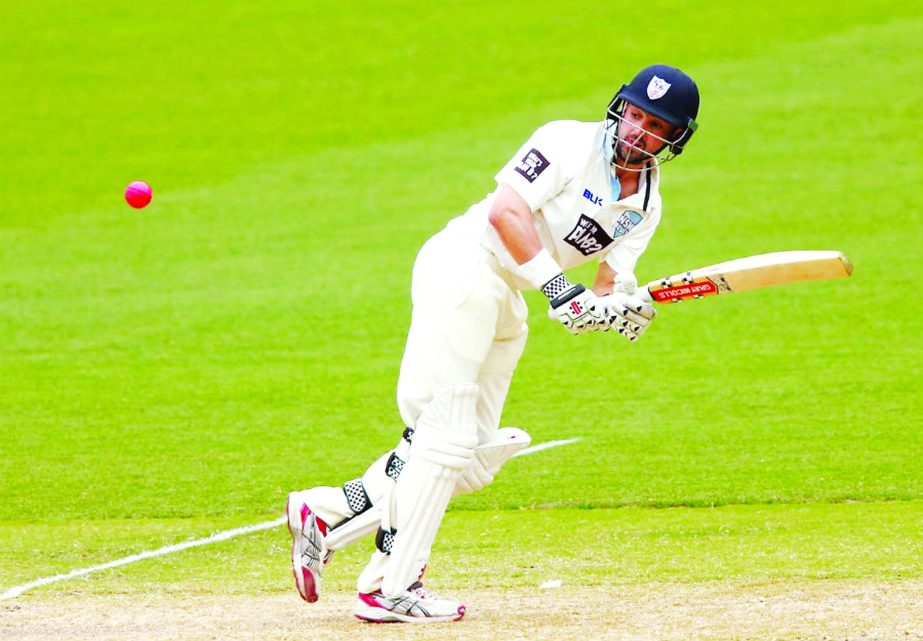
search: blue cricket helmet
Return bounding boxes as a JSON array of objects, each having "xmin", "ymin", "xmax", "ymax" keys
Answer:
[{"xmin": 608, "ymin": 64, "xmax": 700, "ymax": 155}]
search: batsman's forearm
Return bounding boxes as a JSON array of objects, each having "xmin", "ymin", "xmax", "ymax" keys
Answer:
[
  {"xmin": 488, "ymin": 206, "xmax": 544, "ymax": 265},
  {"xmin": 488, "ymin": 203, "xmax": 569, "ymax": 294},
  {"xmin": 592, "ymin": 262, "xmax": 617, "ymax": 296}
]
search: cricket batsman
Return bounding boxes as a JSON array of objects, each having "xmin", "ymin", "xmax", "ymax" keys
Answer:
[{"xmin": 285, "ymin": 64, "xmax": 700, "ymax": 622}]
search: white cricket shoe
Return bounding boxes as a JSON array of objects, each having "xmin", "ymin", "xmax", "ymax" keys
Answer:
[
  {"xmin": 286, "ymin": 491, "xmax": 330, "ymax": 603},
  {"xmin": 354, "ymin": 582, "xmax": 466, "ymax": 623}
]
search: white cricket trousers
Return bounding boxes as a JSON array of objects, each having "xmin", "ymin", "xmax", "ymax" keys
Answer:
[
  {"xmin": 397, "ymin": 226, "xmax": 529, "ymax": 442},
  {"xmin": 347, "ymin": 227, "xmax": 530, "ymax": 592},
  {"xmin": 299, "ymin": 226, "xmax": 529, "ymax": 594}
]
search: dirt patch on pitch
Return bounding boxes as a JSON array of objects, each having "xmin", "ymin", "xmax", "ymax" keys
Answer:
[{"xmin": 1, "ymin": 580, "xmax": 921, "ymax": 641}]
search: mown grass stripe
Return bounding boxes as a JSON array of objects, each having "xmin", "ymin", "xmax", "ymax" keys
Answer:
[{"xmin": 0, "ymin": 438, "xmax": 579, "ymax": 600}]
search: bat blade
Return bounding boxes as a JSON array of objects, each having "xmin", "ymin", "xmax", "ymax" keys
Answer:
[{"xmin": 644, "ymin": 250, "xmax": 853, "ymax": 304}]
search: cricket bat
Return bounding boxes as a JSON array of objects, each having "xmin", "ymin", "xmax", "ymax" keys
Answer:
[{"xmin": 642, "ymin": 250, "xmax": 853, "ymax": 304}]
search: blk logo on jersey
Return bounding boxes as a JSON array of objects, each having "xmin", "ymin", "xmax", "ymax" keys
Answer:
[
  {"xmin": 514, "ymin": 148, "xmax": 550, "ymax": 183},
  {"xmin": 582, "ymin": 188, "xmax": 603, "ymax": 206},
  {"xmin": 613, "ymin": 210, "xmax": 644, "ymax": 237},
  {"xmin": 564, "ymin": 214, "xmax": 614, "ymax": 256}
]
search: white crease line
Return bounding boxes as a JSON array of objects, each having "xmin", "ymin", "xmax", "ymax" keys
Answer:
[
  {"xmin": 0, "ymin": 436, "xmax": 581, "ymax": 601},
  {"xmin": 513, "ymin": 437, "xmax": 581, "ymax": 457},
  {"xmin": 0, "ymin": 518, "xmax": 286, "ymax": 601}
]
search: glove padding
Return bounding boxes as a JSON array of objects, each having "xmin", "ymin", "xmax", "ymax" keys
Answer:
[
  {"xmin": 548, "ymin": 283, "xmax": 606, "ymax": 335},
  {"xmin": 596, "ymin": 277, "xmax": 657, "ymax": 340},
  {"xmin": 549, "ymin": 284, "xmax": 638, "ymax": 339}
]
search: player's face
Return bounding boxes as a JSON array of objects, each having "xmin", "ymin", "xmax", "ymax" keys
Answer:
[{"xmin": 615, "ymin": 104, "xmax": 676, "ymax": 165}]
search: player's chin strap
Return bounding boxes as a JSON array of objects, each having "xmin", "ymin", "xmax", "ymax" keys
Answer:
[{"xmin": 324, "ymin": 429, "xmax": 531, "ymax": 552}]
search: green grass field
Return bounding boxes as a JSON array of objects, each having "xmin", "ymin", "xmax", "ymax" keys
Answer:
[{"xmin": 2, "ymin": 1, "xmax": 922, "ymax": 636}]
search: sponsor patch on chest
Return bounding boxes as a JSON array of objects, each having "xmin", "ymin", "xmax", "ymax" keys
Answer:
[
  {"xmin": 613, "ymin": 210, "xmax": 645, "ymax": 237},
  {"xmin": 564, "ymin": 214, "xmax": 614, "ymax": 256},
  {"xmin": 514, "ymin": 148, "xmax": 550, "ymax": 183}
]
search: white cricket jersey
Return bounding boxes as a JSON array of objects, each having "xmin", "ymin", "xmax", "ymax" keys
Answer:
[{"xmin": 446, "ymin": 120, "xmax": 662, "ymax": 291}]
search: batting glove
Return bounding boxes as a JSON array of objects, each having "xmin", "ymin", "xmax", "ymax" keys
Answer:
[
  {"xmin": 597, "ymin": 275, "xmax": 657, "ymax": 340},
  {"xmin": 551, "ymin": 284, "xmax": 606, "ymax": 334},
  {"xmin": 543, "ymin": 274, "xmax": 636, "ymax": 337}
]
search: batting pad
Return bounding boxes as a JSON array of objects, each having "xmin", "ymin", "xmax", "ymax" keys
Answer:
[
  {"xmin": 326, "ymin": 428, "xmax": 530, "ymax": 551},
  {"xmin": 455, "ymin": 427, "xmax": 532, "ymax": 495},
  {"xmin": 381, "ymin": 384, "xmax": 479, "ymax": 597}
]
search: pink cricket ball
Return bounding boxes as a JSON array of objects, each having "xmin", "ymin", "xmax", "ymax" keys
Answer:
[{"xmin": 125, "ymin": 181, "xmax": 153, "ymax": 209}]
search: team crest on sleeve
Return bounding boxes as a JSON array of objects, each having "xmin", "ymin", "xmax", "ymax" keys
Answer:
[
  {"xmin": 514, "ymin": 148, "xmax": 550, "ymax": 183},
  {"xmin": 613, "ymin": 210, "xmax": 644, "ymax": 237},
  {"xmin": 646, "ymin": 76, "xmax": 671, "ymax": 100}
]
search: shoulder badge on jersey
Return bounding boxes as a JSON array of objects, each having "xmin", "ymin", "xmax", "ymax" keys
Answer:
[
  {"xmin": 613, "ymin": 210, "xmax": 644, "ymax": 237},
  {"xmin": 514, "ymin": 148, "xmax": 550, "ymax": 183}
]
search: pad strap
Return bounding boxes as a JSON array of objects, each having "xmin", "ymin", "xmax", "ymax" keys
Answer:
[
  {"xmin": 343, "ymin": 479, "xmax": 372, "ymax": 515},
  {"xmin": 376, "ymin": 527, "xmax": 396, "ymax": 554}
]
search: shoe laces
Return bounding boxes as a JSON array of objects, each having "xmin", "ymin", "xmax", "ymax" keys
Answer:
[{"xmin": 407, "ymin": 581, "xmax": 433, "ymax": 600}]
